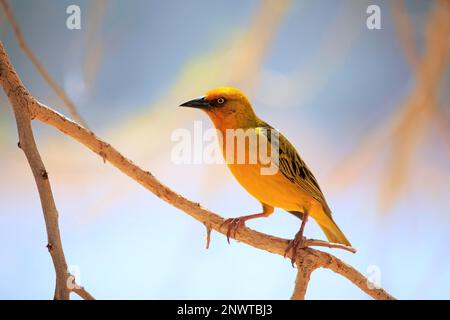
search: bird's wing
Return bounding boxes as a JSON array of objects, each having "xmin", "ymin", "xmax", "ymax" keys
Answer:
[{"xmin": 257, "ymin": 122, "xmax": 332, "ymax": 217}]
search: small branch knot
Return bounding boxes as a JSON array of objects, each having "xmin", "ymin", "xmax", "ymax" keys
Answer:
[
  {"xmin": 40, "ymin": 169, "xmax": 48, "ymax": 180},
  {"xmin": 46, "ymin": 243, "xmax": 53, "ymax": 252}
]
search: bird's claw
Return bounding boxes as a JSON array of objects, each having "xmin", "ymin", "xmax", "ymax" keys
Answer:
[
  {"xmin": 219, "ymin": 218, "xmax": 246, "ymax": 244},
  {"xmin": 284, "ymin": 235, "xmax": 307, "ymax": 267}
]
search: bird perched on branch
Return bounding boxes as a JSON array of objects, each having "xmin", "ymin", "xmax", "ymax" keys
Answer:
[{"xmin": 180, "ymin": 87, "xmax": 351, "ymax": 263}]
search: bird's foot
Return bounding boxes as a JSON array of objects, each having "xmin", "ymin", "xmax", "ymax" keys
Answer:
[
  {"xmin": 284, "ymin": 233, "xmax": 307, "ymax": 267},
  {"xmin": 219, "ymin": 217, "xmax": 246, "ymax": 244}
]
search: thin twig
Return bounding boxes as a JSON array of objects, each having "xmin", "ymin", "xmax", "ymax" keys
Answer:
[
  {"xmin": 204, "ymin": 223, "xmax": 212, "ymax": 249},
  {"xmin": 66, "ymin": 274, "xmax": 95, "ymax": 300},
  {"xmin": 0, "ymin": 41, "xmax": 92, "ymax": 300},
  {"xmin": 72, "ymin": 287, "xmax": 95, "ymax": 300},
  {"xmin": 304, "ymin": 238, "xmax": 356, "ymax": 253},
  {"xmin": 0, "ymin": 0, "xmax": 88, "ymax": 127},
  {"xmin": 71, "ymin": 285, "xmax": 96, "ymax": 300}
]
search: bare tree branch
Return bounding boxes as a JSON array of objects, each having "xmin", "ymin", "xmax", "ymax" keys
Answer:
[
  {"xmin": 0, "ymin": 40, "xmax": 393, "ymax": 299},
  {"xmin": 69, "ymin": 280, "xmax": 95, "ymax": 300},
  {"xmin": 0, "ymin": 0, "xmax": 88, "ymax": 127},
  {"xmin": 291, "ymin": 251, "xmax": 319, "ymax": 300},
  {"xmin": 0, "ymin": 41, "xmax": 91, "ymax": 300},
  {"xmin": 72, "ymin": 287, "xmax": 95, "ymax": 300}
]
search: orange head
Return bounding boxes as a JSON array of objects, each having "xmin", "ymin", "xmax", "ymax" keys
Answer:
[{"xmin": 180, "ymin": 87, "xmax": 258, "ymax": 130}]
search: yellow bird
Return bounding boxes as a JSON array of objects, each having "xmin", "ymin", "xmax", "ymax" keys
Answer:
[{"xmin": 180, "ymin": 87, "xmax": 351, "ymax": 261}]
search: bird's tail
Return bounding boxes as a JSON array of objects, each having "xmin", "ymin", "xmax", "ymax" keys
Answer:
[{"xmin": 318, "ymin": 216, "xmax": 351, "ymax": 247}]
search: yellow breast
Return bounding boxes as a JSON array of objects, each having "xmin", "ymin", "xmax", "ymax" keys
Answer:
[{"xmin": 226, "ymin": 160, "xmax": 312, "ymax": 212}]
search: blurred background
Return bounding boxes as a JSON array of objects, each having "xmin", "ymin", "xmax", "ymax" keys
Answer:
[{"xmin": 0, "ymin": 0, "xmax": 449, "ymax": 299}]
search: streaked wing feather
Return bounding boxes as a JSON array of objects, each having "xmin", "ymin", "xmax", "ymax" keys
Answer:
[{"xmin": 257, "ymin": 122, "xmax": 332, "ymax": 216}]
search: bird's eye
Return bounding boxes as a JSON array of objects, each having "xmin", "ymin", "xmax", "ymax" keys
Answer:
[{"xmin": 217, "ymin": 97, "xmax": 225, "ymax": 104}]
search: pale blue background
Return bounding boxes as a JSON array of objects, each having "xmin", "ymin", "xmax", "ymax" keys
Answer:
[{"xmin": 0, "ymin": 0, "xmax": 449, "ymax": 299}]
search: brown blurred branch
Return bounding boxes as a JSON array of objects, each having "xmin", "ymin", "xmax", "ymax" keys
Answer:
[
  {"xmin": 379, "ymin": 0, "xmax": 450, "ymax": 209},
  {"xmin": 435, "ymin": 107, "xmax": 450, "ymax": 153},
  {"xmin": 329, "ymin": 0, "xmax": 450, "ymax": 211},
  {"xmin": 390, "ymin": 0, "xmax": 420, "ymax": 73},
  {"xmin": 0, "ymin": 0, "xmax": 88, "ymax": 127},
  {"xmin": 0, "ymin": 42, "xmax": 92, "ymax": 299},
  {"xmin": 83, "ymin": 0, "xmax": 108, "ymax": 91},
  {"xmin": 0, "ymin": 41, "xmax": 394, "ymax": 300}
]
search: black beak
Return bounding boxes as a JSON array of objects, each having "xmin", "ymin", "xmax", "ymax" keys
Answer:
[{"xmin": 179, "ymin": 96, "xmax": 209, "ymax": 109}]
